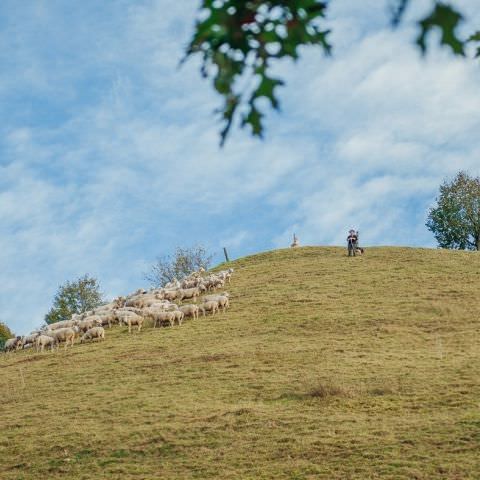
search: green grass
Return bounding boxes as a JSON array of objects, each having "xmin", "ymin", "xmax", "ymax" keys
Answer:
[{"xmin": 1, "ymin": 247, "xmax": 480, "ymax": 479}]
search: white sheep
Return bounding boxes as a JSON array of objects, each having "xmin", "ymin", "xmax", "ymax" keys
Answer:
[
  {"xmin": 172, "ymin": 310, "xmax": 184, "ymax": 326},
  {"xmin": 93, "ymin": 302, "xmax": 116, "ymax": 314},
  {"xmin": 20, "ymin": 332, "xmax": 41, "ymax": 348},
  {"xmin": 35, "ymin": 334, "xmax": 56, "ymax": 352},
  {"xmin": 202, "ymin": 294, "xmax": 230, "ymax": 312},
  {"xmin": 164, "ymin": 279, "xmax": 181, "ymax": 289},
  {"xmin": 48, "ymin": 319, "xmax": 77, "ymax": 331},
  {"xmin": 118, "ymin": 312, "xmax": 144, "ymax": 333},
  {"xmin": 181, "ymin": 278, "xmax": 199, "ymax": 289},
  {"xmin": 91, "ymin": 312, "xmax": 117, "ymax": 329},
  {"xmin": 4, "ymin": 337, "xmax": 22, "ymax": 353},
  {"xmin": 143, "ymin": 308, "xmax": 176, "ymax": 328},
  {"xmin": 77, "ymin": 318, "xmax": 97, "ymax": 333},
  {"xmin": 45, "ymin": 327, "xmax": 77, "ymax": 350},
  {"xmin": 199, "ymin": 300, "xmax": 219, "ymax": 317},
  {"xmin": 179, "ymin": 304, "xmax": 199, "ymax": 321},
  {"xmin": 162, "ymin": 289, "xmax": 180, "ymax": 301},
  {"xmin": 177, "ymin": 287, "xmax": 200, "ymax": 302},
  {"xmin": 80, "ymin": 326, "xmax": 105, "ymax": 343}
]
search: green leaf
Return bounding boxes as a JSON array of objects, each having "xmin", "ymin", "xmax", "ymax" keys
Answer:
[
  {"xmin": 242, "ymin": 105, "xmax": 264, "ymax": 138},
  {"xmin": 468, "ymin": 31, "xmax": 480, "ymax": 58},
  {"xmin": 219, "ymin": 94, "xmax": 241, "ymax": 147},
  {"xmin": 417, "ymin": 3, "xmax": 465, "ymax": 56},
  {"xmin": 253, "ymin": 75, "xmax": 285, "ymax": 109}
]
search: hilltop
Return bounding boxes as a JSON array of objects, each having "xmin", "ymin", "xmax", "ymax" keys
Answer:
[{"xmin": 1, "ymin": 247, "xmax": 480, "ymax": 479}]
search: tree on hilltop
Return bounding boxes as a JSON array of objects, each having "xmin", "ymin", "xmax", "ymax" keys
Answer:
[
  {"xmin": 427, "ymin": 171, "xmax": 480, "ymax": 250},
  {"xmin": 44, "ymin": 275, "xmax": 105, "ymax": 325}
]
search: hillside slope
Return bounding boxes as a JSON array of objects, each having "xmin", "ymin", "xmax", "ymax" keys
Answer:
[{"xmin": 1, "ymin": 247, "xmax": 480, "ymax": 479}]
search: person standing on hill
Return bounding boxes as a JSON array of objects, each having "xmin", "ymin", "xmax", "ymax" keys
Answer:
[{"xmin": 347, "ymin": 229, "xmax": 358, "ymax": 257}]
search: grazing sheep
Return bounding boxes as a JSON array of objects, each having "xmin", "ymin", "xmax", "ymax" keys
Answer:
[
  {"xmin": 124, "ymin": 295, "xmax": 146, "ymax": 308},
  {"xmin": 77, "ymin": 318, "xmax": 97, "ymax": 333},
  {"xmin": 20, "ymin": 332, "xmax": 40, "ymax": 348},
  {"xmin": 46, "ymin": 327, "xmax": 77, "ymax": 350},
  {"xmin": 119, "ymin": 307, "xmax": 144, "ymax": 316},
  {"xmin": 112, "ymin": 296, "xmax": 126, "ymax": 308},
  {"xmin": 216, "ymin": 268, "xmax": 234, "ymax": 284},
  {"xmin": 162, "ymin": 289, "xmax": 179, "ymax": 301},
  {"xmin": 213, "ymin": 295, "xmax": 230, "ymax": 312},
  {"xmin": 203, "ymin": 275, "xmax": 225, "ymax": 291},
  {"xmin": 132, "ymin": 288, "xmax": 148, "ymax": 295},
  {"xmin": 164, "ymin": 279, "xmax": 180, "ymax": 289},
  {"xmin": 138, "ymin": 296, "xmax": 168, "ymax": 308},
  {"xmin": 199, "ymin": 300, "xmax": 219, "ymax": 317},
  {"xmin": 143, "ymin": 308, "xmax": 176, "ymax": 328},
  {"xmin": 181, "ymin": 278, "xmax": 199, "ymax": 289},
  {"xmin": 203, "ymin": 292, "xmax": 230, "ymax": 311},
  {"xmin": 80, "ymin": 326, "xmax": 105, "ymax": 343},
  {"xmin": 35, "ymin": 334, "xmax": 56, "ymax": 352},
  {"xmin": 179, "ymin": 304, "xmax": 199, "ymax": 321},
  {"xmin": 48, "ymin": 319, "xmax": 77, "ymax": 331},
  {"xmin": 172, "ymin": 310, "xmax": 185, "ymax": 326},
  {"xmin": 4, "ymin": 337, "xmax": 22, "ymax": 353},
  {"xmin": 93, "ymin": 302, "xmax": 116, "ymax": 315},
  {"xmin": 118, "ymin": 312, "xmax": 144, "ymax": 333},
  {"xmin": 71, "ymin": 312, "xmax": 93, "ymax": 323},
  {"xmin": 203, "ymin": 292, "xmax": 229, "ymax": 301},
  {"xmin": 177, "ymin": 287, "xmax": 200, "ymax": 302},
  {"xmin": 91, "ymin": 313, "xmax": 117, "ymax": 329}
]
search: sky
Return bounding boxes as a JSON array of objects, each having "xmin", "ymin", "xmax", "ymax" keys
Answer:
[{"xmin": 1, "ymin": 0, "xmax": 479, "ymax": 334}]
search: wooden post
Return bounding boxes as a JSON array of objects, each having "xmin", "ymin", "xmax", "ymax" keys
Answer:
[{"xmin": 223, "ymin": 247, "xmax": 230, "ymax": 263}]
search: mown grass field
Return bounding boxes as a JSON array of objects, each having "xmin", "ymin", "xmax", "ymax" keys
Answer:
[{"xmin": 1, "ymin": 247, "xmax": 480, "ymax": 479}]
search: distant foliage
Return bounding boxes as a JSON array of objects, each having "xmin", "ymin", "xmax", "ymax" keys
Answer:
[
  {"xmin": 45, "ymin": 275, "xmax": 105, "ymax": 325},
  {"xmin": 426, "ymin": 171, "xmax": 480, "ymax": 250},
  {"xmin": 145, "ymin": 246, "xmax": 213, "ymax": 288},
  {"xmin": 184, "ymin": 0, "xmax": 479, "ymax": 145},
  {"xmin": 0, "ymin": 321, "xmax": 14, "ymax": 349}
]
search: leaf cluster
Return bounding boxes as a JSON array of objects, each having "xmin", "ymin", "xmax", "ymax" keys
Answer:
[
  {"xmin": 186, "ymin": 0, "xmax": 480, "ymax": 145},
  {"xmin": 145, "ymin": 245, "xmax": 213, "ymax": 288},
  {"xmin": 184, "ymin": 0, "xmax": 331, "ymax": 145},
  {"xmin": 426, "ymin": 171, "xmax": 480, "ymax": 251},
  {"xmin": 44, "ymin": 275, "xmax": 105, "ymax": 325}
]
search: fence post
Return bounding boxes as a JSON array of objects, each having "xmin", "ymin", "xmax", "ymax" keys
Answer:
[{"xmin": 223, "ymin": 247, "xmax": 230, "ymax": 263}]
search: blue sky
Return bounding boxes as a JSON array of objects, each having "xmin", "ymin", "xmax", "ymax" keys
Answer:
[{"xmin": 1, "ymin": 0, "xmax": 479, "ymax": 334}]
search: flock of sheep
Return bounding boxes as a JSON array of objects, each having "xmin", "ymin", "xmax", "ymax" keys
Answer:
[{"xmin": 3, "ymin": 268, "xmax": 234, "ymax": 354}]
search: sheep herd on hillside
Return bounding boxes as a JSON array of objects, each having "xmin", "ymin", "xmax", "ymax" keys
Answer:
[{"xmin": 3, "ymin": 268, "xmax": 234, "ymax": 354}]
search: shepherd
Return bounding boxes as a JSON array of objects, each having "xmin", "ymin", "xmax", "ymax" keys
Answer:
[{"xmin": 347, "ymin": 229, "xmax": 358, "ymax": 257}]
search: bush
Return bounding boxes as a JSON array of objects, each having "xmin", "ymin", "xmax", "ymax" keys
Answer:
[
  {"xmin": 45, "ymin": 275, "xmax": 105, "ymax": 325},
  {"xmin": 145, "ymin": 245, "xmax": 213, "ymax": 288},
  {"xmin": 0, "ymin": 321, "xmax": 14, "ymax": 350}
]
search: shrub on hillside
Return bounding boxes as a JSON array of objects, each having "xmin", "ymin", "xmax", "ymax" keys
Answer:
[
  {"xmin": 44, "ymin": 275, "xmax": 105, "ymax": 325},
  {"xmin": 0, "ymin": 321, "xmax": 14, "ymax": 349},
  {"xmin": 145, "ymin": 245, "xmax": 213, "ymax": 288}
]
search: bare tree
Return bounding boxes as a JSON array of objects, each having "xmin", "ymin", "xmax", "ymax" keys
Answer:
[{"xmin": 145, "ymin": 245, "xmax": 213, "ymax": 288}]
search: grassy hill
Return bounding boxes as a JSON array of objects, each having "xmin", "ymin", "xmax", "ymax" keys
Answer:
[{"xmin": 1, "ymin": 247, "xmax": 480, "ymax": 479}]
